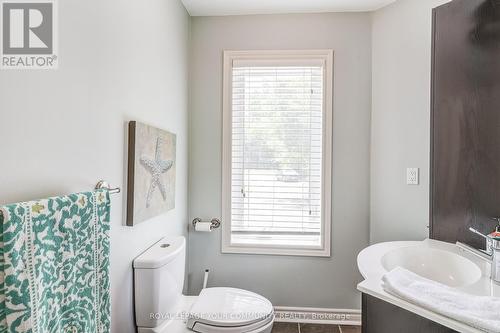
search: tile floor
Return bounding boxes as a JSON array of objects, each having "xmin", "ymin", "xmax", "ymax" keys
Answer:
[{"xmin": 272, "ymin": 322, "xmax": 361, "ymax": 333}]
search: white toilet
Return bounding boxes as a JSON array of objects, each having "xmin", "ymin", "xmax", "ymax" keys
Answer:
[{"xmin": 133, "ymin": 236, "xmax": 275, "ymax": 333}]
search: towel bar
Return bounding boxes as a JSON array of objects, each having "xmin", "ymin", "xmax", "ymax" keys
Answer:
[{"xmin": 95, "ymin": 180, "xmax": 121, "ymax": 194}]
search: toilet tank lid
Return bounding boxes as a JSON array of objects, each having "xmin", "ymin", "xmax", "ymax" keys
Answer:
[{"xmin": 134, "ymin": 236, "xmax": 185, "ymax": 269}]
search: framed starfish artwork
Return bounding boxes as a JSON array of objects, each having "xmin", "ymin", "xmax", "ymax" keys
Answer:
[{"xmin": 126, "ymin": 121, "xmax": 176, "ymax": 226}]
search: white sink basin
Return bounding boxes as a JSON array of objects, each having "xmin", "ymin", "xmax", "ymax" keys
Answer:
[{"xmin": 381, "ymin": 246, "xmax": 482, "ymax": 287}]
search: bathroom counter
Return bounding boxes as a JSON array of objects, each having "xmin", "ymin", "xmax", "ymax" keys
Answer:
[{"xmin": 357, "ymin": 239, "xmax": 500, "ymax": 333}]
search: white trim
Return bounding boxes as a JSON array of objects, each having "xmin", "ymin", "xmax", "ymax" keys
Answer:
[
  {"xmin": 274, "ymin": 307, "xmax": 361, "ymax": 326},
  {"xmin": 221, "ymin": 49, "xmax": 334, "ymax": 257}
]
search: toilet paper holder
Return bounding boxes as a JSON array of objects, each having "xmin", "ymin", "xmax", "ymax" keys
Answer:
[{"xmin": 192, "ymin": 217, "xmax": 221, "ymax": 230}]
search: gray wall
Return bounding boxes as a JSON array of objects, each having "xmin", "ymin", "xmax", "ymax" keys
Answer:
[
  {"xmin": 188, "ymin": 13, "xmax": 372, "ymax": 309},
  {"xmin": 0, "ymin": 0, "xmax": 190, "ymax": 332},
  {"xmin": 370, "ymin": 0, "xmax": 451, "ymax": 243}
]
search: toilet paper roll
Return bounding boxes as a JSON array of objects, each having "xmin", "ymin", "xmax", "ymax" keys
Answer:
[{"xmin": 195, "ymin": 222, "xmax": 212, "ymax": 232}]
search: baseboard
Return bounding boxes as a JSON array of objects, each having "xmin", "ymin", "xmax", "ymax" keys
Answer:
[{"xmin": 274, "ymin": 306, "xmax": 361, "ymax": 326}]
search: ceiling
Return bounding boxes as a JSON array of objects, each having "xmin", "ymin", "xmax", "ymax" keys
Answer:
[{"xmin": 181, "ymin": 0, "xmax": 398, "ymax": 16}]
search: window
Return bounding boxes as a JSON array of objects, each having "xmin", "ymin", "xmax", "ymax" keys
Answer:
[{"xmin": 222, "ymin": 50, "xmax": 333, "ymax": 257}]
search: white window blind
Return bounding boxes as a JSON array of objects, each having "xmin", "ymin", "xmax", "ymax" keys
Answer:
[{"xmin": 222, "ymin": 50, "xmax": 333, "ymax": 257}]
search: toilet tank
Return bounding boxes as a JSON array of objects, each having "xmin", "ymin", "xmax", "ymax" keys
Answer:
[{"xmin": 133, "ymin": 236, "xmax": 186, "ymax": 328}]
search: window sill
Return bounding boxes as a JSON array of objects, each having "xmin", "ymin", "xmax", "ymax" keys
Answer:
[{"xmin": 221, "ymin": 244, "xmax": 331, "ymax": 257}]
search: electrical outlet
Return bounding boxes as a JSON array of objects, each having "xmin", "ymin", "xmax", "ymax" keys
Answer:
[{"xmin": 407, "ymin": 168, "xmax": 419, "ymax": 185}]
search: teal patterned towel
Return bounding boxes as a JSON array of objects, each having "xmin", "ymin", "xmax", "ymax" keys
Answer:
[{"xmin": 0, "ymin": 190, "xmax": 110, "ymax": 333}]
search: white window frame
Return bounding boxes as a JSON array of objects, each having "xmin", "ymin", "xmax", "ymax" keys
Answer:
[{"xmin": 221, "ymin": 50, "xmax": 333, "ymax": 257}]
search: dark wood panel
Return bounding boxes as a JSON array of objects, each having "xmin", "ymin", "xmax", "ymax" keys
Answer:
[
  {"xmin": 430, "ymin": 0, "xmax": 500, "ymax": 248},
  {"xmin": 362, "ymin": 294, "xmax": 457, "ymax": 333}
]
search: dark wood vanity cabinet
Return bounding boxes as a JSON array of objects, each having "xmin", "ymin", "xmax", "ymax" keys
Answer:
[{"xmin": 362, "ymin": 294, "xmax": 457, "ymax": 333}]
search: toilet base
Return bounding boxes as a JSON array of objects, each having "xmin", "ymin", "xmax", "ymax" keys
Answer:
[
  {"xmin": 139, "ymin": 318, "xmax": 274, "ymax": 333},
  {"xmin": 137, "ymin": 295, "xmax": 274, "ymax": 333}
]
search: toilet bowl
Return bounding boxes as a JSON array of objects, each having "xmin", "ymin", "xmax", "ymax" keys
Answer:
[{"xmin": 133, "ymin": 236, "xmax": 274, "ymax": 333}]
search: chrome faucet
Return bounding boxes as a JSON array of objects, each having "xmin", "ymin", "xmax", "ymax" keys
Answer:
[{"xmin": 456, "ymin": 226, "xmax": 500, "ymax": 284}]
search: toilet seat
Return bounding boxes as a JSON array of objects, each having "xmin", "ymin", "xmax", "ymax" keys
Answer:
[{"xmin": 187, "ymin": 287, "xmax": 274, "ymax": 333}]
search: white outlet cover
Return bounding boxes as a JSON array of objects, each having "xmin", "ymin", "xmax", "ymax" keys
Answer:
[{"xmin": 407, "ymin": 168, "xmax": 419, "ymax": 185}]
